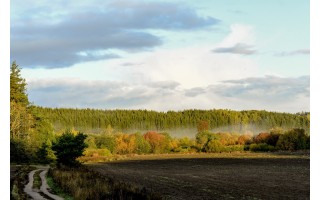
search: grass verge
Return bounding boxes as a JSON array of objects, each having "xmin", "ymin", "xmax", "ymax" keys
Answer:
[
  {"xmin": 46, "ymin": 173, "xmax": 74, "ymax": 200},
  {"xmin": 10, "ymin": 165, "xmax": 36, "ymax": 200},
  {"xmin": 49, "ymin": 166, "xmax": 162, "ymax": 200},
  {"xmin": 32, "ymin": 170, "xmax": 42, "ymax": 189}
]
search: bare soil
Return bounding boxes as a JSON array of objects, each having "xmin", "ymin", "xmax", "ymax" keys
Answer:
[{"xmin": 88, "ymin": 153, "xmax": 309, "ymax": 200}]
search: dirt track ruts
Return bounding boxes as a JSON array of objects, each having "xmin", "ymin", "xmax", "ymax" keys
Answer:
[{"xmin": 24, "ymin": 166, "xmax": 64, "ymax": 200}]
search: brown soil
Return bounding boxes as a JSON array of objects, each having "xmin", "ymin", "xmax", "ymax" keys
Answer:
[{"xmin": 88, "ymin": 153, "xmax": 309, "ymax": 200}]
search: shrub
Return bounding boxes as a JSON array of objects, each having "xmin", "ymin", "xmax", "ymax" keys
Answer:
[
  {"xmin": 144, "ymin": 131, "xmax": 170, "ymax": 153},
  {"xmin": 205, "ymin": 139, "xmax": 225, "ymax": 153},
  {"xmin": 195, "ymin": 131, "xmax": 211, "ymax": 151},
  {"xmin": 84, "ymin": 148, "xmax": 112, "ymax": 157},
  {"xmin": 253, "ymin": 132, "xmax": 270, "ymax": 144},
  {"xmin": 10, "ymin": 139, "xmax": 32, "ymax": 163},
  {"xmin": 276, "ymin": 128, "xmax": 308, "ymax": 150},
  {"xmin": 52, "ymin": 131, "xmax": 88, "ymax": 167},
  {"xmin": 249, "ymin": 143, "xmax": 275, "ymax": 152},
  {"xmin": 266, "ymin": 132, "xmax": 281, "ymax": 146},
  {"xmin": 237, "ymin": 134, "xmax": 253, "ymax": 145},
  {"xmin": 95, "ymin": 133, "xmax": 116, "ymax": 153},
  {"xmin": 134, "ymin": 133, "xmax": 151, "ymax": 154},
  {"xmin": 225, "ymin": 145, "xmax": 245, "ymax": 152},
  {"xmin": 36, "ymin": 142, "xmax": 56, "ymax": 164}
]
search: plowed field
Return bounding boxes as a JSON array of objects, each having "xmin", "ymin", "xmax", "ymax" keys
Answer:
[{"xmin": 88, "ymin": 153, "xmax": 309, "ymax": 200}]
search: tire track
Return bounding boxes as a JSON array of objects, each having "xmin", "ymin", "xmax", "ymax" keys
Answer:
[
  {"xmin": 24, "ymin": 166, "xmax": 64, "ymax": 200},
  {"xmin": 40, "ymin": 169, "xmax": 64, "ymax": 200}
]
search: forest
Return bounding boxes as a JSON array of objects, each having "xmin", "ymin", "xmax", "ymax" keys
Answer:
[{"xmin": 33, "ymin": 106, "xmax": 310, "ymax": 134}]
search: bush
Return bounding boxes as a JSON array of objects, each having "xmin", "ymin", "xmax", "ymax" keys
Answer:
[
  {"xmin": 204, "ymin": 140, "xmax": 224, "ymax": 153},
  {"xmin": 249, "ymin": 143, "xmax": 275, "ymax": 152},
  {"xmin": 10, "ymin": 140, "xmax": 31, "ymax": 163},
  {"xmin": 266, "ymin": 132, "xmax": 281, "ymax": 146},
  {"xmin": 134, "ymin": 133, "xmax": 151, "ymax": 154},
  {"xmin": 84, "ymin": 148, "xmax": 112, "ymax": 157},
  {"xmin": 225, "ymin": 145, "xmax": 245, "ymax": 152},
  {"xmin": 276, "ymin": 128, "xmax": 308, "ymax": 150},
  {"xmin": 144, "ymin": 131, "xmax": 171, "ymax": 153},
  {"xmin": 253, "ymin": 132, "xmax": 270, "ymax": 144},
  {"xmin": 95, "ymin": 133, "xmax": 116, "ymax": 153},
  {"xmin": 237, "ymin": 134, "xmax": 253, "ymax": 145},
  {"xmin": 52, "ymin": 131, "xmax": 88, "ymax": 167},
  {"xmin": 36, "ymin": 142, "xmax": 56, "ymax": 164},
  {"xmin": 195, "ymin": 131, "xmax": 211, "ymax": 151}
]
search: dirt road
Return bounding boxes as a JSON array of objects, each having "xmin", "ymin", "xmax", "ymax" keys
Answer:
[{"xmin": 24, "ymin": 166, "xmax": 63, "ymax": 200}]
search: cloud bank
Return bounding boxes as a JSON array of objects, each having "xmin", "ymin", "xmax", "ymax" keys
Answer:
[
  {"xmin": 11, "ymin": 0, "xmax": 219, "ymax": 68},
  {"xmin": 27, "ymin": 75, "xmax": 309, "ymax": 113},
  {"xmin": 212, "ymin": 43, "xmax": 257, "ymax": 55},
  {"xmin": 275, "ymin": 49, "xmax": 310, "ymax": 56}
]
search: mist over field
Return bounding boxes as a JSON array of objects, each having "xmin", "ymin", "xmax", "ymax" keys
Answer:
[
  {"xmin": 129, "ymin": 125, "xmax": 276, "ymax": 138},
  {"xmin": 89, "ymin": 123, "xmax": 281, "ymax": 139}
]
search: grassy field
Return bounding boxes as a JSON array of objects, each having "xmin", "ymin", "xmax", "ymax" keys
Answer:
[{"xmin": 87, "ymin": 152, "xmax": 309, "ymax": 200}]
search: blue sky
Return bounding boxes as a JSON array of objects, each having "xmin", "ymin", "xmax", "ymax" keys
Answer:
[{"xmin": 10, "ymin": 0, "xmax": 310, "ymax": 112}]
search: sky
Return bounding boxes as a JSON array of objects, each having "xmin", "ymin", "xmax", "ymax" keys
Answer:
[{"xmin": 10, "ymin": 0, "xmax": 310, "ymax": 113}]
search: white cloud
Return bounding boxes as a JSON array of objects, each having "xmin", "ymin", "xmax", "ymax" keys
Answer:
[
  {"xmin": 218, "ymin": 24, "xmax": 256, "ymax": 47},
  {"xmin": 275, "ymin": 49, "xmax": 310, "ymax": 56},
  {"xmin": 26, "ymin": 75, "xmax": 309, "ymax": 113},
  {"xmin": 212, "ymin": 43, "xmax": 257, "ymax": 55},
  {"xmin": 111, "ymin": 44, "xmax": 259, "ymax": 89}
]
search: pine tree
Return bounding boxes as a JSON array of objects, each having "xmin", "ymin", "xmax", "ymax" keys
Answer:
[
  {"xmin": 10, "ymin": 61, "xmax": 32, "ymax": 140},
  {"xmin": 10, "ymin": 61, "xmax": 29, "ymax": 106}
]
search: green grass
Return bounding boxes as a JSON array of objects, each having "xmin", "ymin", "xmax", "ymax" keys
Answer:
[
  {"xmin": 32, "ymin": 170, "xmax": 42, "ymax": 189},
  {"xmin": 46, "ymin": 173, "xmax": 74, "ymax": 200}
]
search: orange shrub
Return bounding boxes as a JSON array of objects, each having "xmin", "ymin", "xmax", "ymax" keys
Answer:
[
  {"xmin": 143, "ymin": 131, "xmax": 169, "ymax": 153},
  {"xmin": 237, "ymin": 134, "xmax": 253, "ymax": 145},
  {"xmin": 253, "ymin": 132, "xmax": 271, "ymax": 144}
]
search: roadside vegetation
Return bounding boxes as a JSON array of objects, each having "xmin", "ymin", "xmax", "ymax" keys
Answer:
[
  {"xmin": 48, "ymin": 166, "xmax": 161, "ymax": 200},
  {"xmin": 10, "ymin": 165, "xmax": 36, "ymax": 200},
  {"xmin": 46, "ymin": 173, "xmax": 74, "ymax": 200}
]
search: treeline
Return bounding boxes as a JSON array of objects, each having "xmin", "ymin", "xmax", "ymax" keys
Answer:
[
  {"xmin": 33, "ymin": 107, "xmax": 310, "ymax": 133},
  {"xmin": 80, "ymin": 126, "xmax": 309, "ymax": 160}
]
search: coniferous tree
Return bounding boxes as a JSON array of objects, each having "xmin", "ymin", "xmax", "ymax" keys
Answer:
[
  {"xmin": 10, "ymin": 61, "xmax": 32, "ymax": 140},
  {"xmin": 10, "ymin": 61, "xmax": 29, "ymax": 106},
  {"xmin": 52, "ymin": 131, "xmax": 88, "ymax": 167}
]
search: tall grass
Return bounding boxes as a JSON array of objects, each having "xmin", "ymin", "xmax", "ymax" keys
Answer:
[
  {"xmin": 46, "ymin": 175, "xmax": 74, "ymax": 200},
  {"xmin": 32, "ymin": 170, "xmax": 42, "ymax": 189},
  {"xmin": 49, "ymin": 166, "xmax": 161, "ymax": 200}
]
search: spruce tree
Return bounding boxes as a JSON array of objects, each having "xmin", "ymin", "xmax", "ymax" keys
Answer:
[
  {"xmin": 10, "ymin": 61, "xmax": 32, "ymax": 140},
  {"xmin": 10, "ymin": 61, "xmax": 29, "ymax": 106}
]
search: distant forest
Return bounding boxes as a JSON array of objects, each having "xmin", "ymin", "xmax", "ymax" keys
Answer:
[{"xmin": 33, "ymin": 107, "xmax": 310, "ymax": 134}]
